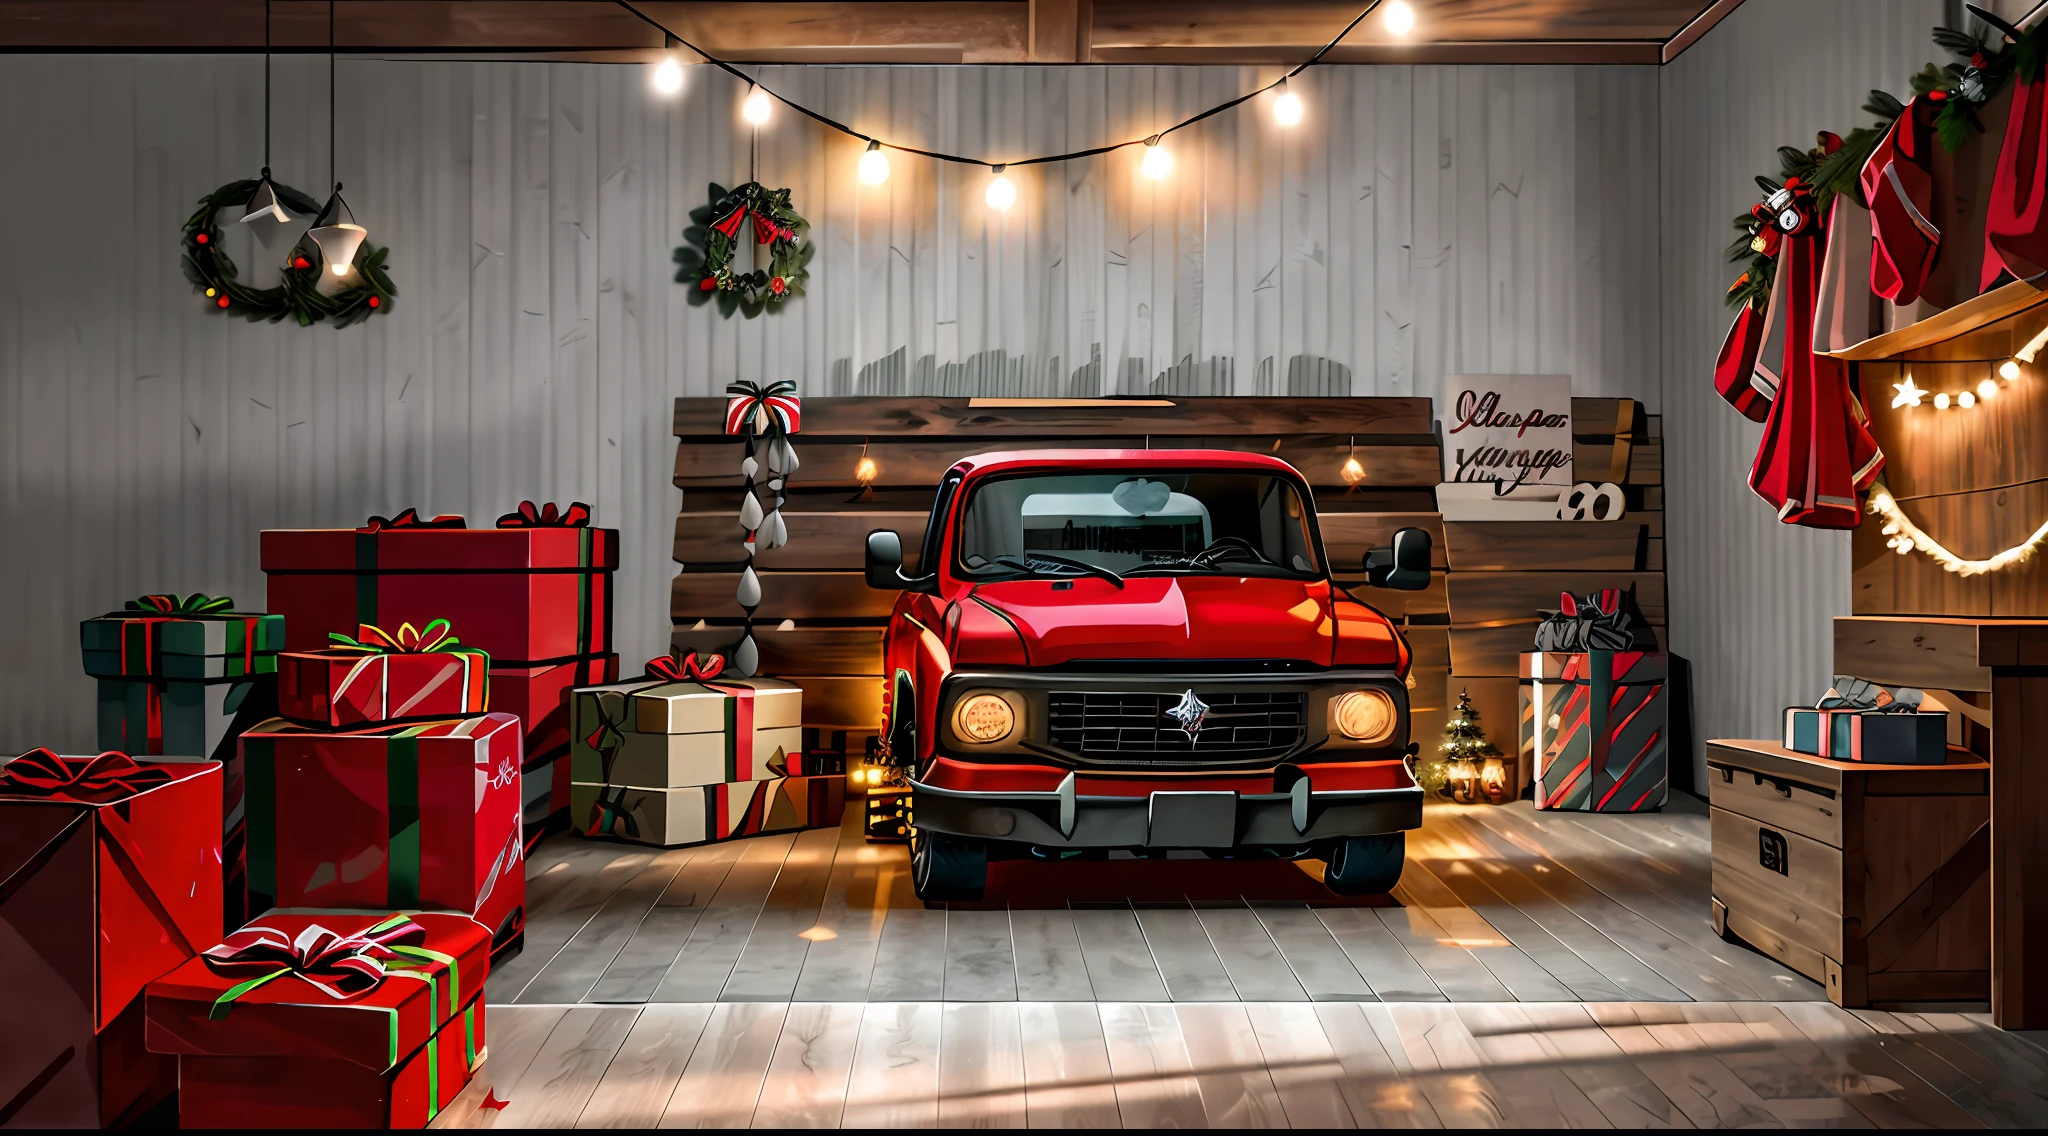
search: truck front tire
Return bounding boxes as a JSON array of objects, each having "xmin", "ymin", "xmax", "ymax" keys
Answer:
[
  {"xmin": 911, "ymin": 830, "xmax": 988, "ymax": 902},
  {"xmin": 1322, "ymin": 833, "xmax": 1405, "ymax": 896}
]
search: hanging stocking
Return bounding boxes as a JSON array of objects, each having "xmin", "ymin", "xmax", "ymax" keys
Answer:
[
  {"xmin": 1861, "ymin": 96, "xmax": 1942, "ymax": 304},
  {"xmin": 1714, "ymin": 304, "xmax": 1772, "ymax": 423},
  {"xmin": 1984, "ymin": 64, "xmax": 2048, "ymax": 288},
  {"xmin": 1747, "ymin": 225, "xmax": 1884, "ymax": 528}
]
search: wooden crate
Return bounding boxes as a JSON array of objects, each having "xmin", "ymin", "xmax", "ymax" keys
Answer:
[{"xmin": 1705, "ymin": 739, "xmax": 1990, "ymax": 1008}]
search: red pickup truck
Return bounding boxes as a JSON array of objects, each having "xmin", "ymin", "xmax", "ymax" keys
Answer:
[{"xmin": 865, "ymin": 448, "xmax": 1433, "ymax": 902}]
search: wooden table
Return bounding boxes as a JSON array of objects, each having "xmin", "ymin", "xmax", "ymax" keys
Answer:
[{"xmin": 1835, "ymin": 615, "xmax": 2048, "ymax": 1028}]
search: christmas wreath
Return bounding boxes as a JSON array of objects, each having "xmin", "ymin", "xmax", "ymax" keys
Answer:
[
  {"xmin": 181, "ymin": 175, "xmax": 396, "ymax": 328},
  {"xmin": 672, "ymin": 181, "xmax": 814, "ymax": 318}
]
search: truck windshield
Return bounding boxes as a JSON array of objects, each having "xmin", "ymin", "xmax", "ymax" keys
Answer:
[{"xmin": 954, "ymin": 471, "xmax": 1322, "ymax": 580}]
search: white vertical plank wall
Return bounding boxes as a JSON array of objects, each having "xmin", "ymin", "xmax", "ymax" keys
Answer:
[
  {"xmin": 0, "ymin": 56, "xmax": 1657, "ymax": 748},
  {"xmin": 1659, "ymin": 0, "xmax": 1944, "ymax": 786}
]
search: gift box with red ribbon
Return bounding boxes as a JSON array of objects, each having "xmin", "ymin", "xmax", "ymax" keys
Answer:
[
  {"xmin": 237, "ymin": 715, "xmax": 525, "ymax": 953},
  {"xmin": 572, "ymin": 772, "xmax": 845, "ymax": 847},
  {"xmin": 1, "ymin": 750, "xmax": 223, "ymax": 1127},
  {"xmin": 1521, "ymin": 650, "xmax": 1668, "ymax": 813},
  {"xmin": 144, "ymin": 911, "xmax": 488, "ymax": 1129},
  {"xmin": 260, "ymin": 503, "xmax": 617, "ymax": 664},
  {"xmin": 569, "ymin": 656, "xmax": 801, "ymax": 791},
  {"xmin": 81, "ymin": 593, "xmax": 285, "ymax": 681},
  {"xmin": 277, "ymin": 620, "xmax": 491, "ymax": 729}
]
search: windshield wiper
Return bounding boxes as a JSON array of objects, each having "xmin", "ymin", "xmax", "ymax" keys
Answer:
[
  {"xmin": 985, "ymin": 553, "xmax": 1125, "ymax": 589},
  {"xmin": 1126, "ymin": 537, "xmax": 1283, "ymax": 575}
]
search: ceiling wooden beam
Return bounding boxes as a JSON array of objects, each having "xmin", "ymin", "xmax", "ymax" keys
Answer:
[{"xmin": 0, "ymin": 0, "xmax": 1742, "ymax": 66}]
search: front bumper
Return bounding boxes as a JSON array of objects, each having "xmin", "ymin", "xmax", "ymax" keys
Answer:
[{"xmin": 907, "ymin": 772, "xmax": 1423, "ymax": 850}]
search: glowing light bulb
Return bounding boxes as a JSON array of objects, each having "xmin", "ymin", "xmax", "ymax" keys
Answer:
[
  {"xmin": 1274, "ymin": 85, "xmax": 1303, "ymax": 126},
  {"xmin": 742, "ymin": 86, "xmax": 772, "ymax": 125},
  {"xmin": 985, "ymin": 169, "xmax": 1016, "ymax": 210},
  {"xmin": 1141, "ymin": 140, "xmax": 1173, "ymax": 180},
  {"xmin": 1383, "ymin": 0, "xmax": 1416, "ymax": 35},
  {"xmin": 1341, "ymin": 455, "xmax": 1365, "ymax": 484},
  {"xmin": 1979, "ymin": 378, "xmax": 1999, "ymax": 400},
  {"xmin": 1960, "ymin": 390, "xmax": 1977, "ymax": 408},
  {"xmin": 2002, "ymin": 358, "xmax": 2022, "ymax": 380},
  {"xmin": 651, "ymin": 56, "xmax": 684, "ymax": 95},
  {"xmin": 1935, "ymin": 392, "xmax": 1952, "ymax": 409},
  {"xmin": 855, "ymin": 454, "xmax": 878, "ymax": 484},
  {"xmin": 858, "ymin": 141, "xmax": 890, "ymax": 185}
]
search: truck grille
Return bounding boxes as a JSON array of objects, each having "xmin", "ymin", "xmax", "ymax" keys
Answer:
[{"xmin": 1047, "ymin": 690, "xmax": 1307, "ymax": 764}]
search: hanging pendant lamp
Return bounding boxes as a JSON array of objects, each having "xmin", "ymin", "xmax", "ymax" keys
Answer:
[{"xmin": 304, "ymin": 188, "xmax": 368, "ymax": 279}]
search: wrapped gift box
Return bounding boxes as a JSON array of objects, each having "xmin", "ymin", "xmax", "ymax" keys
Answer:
[
  {"xmin": 1521, "ymin": 651, "xmax": 1668, "ymax": 812},
  {"xmin": 1, "ymin": 751, "xmax": 222, "ymax": 1127},
  {"xmin": 1782, "ymin": 706, "xmax": 1947, "ymax": 763},
  {"xmin": 80, "ymin": 596, "xmax": 284, "ymax": 681},
  {"xmin": 238, "ymin": 715, "xmax": 525, "ymax": 951},
  {"xmin": 572, "ymin": 773, "xmax": 845, "ymax": 847},
  {"xmin": 277, "ymin": 645, "xmax": 490, "ymax": 729},
  {"xmin": 260, "ymin": 515, "xmax": 617, "ymax": 664},
  {"xmin": 95, "ymin": 673, "xmax": 276, "ymax": 761},
  {"xmin": 495, "ymin": 653, "xmax": 619, "ymax": 833},
  {"xmin": 572, "ymin": 675, "xmax": 802, "ymax": 788},
  {"xmin": 144, "ymin": 912, "xmax": 487, "ymax": 1129}
]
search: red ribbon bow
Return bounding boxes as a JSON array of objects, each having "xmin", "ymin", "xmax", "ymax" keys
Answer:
[
  {"xmin": 710, "ymin": 203, "xmax": 781, "ymax": 246},
  {"xmin": 201, "ymin": 914, "xmax": 428, "ymax": 1007},
  {"xmin": 0, "ymin": 748, "xmax": 172, "ymax": 804},
  {"xmin": 495, "ymin": 500, "xmax": 592, "ymax": 528},
  {"xmin": 646, "ymin": 653, "xmax": 724, "ymax": 682},
  {"xmin": 358, "ymin": 508, "xmax": 467, "ymax": 533}
]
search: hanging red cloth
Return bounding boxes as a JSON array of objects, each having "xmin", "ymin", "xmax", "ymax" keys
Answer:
[
  {"xmin": 1747, "ymin": 223, "xmax": 1885, "ymax": 528},
  {"xmin": 1984, "ymin": 66, "xmax": 2048, "ymax": 288},
  {"xmin": 1862, "ymin": 96, "xmax": 1943, "ymax": 304},
  {"xmin": 1713, "ymin": 303, "xmax": 1773, "ymax": 423}
]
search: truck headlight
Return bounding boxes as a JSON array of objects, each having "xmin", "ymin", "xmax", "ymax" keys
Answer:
[
  {"xmin": 953, "ymin": 693, "xmax": 1016, "ymax": 743},
  {"xmin": 1332, "ymin": 689, "xmax": 1398, "ymax": 744}
]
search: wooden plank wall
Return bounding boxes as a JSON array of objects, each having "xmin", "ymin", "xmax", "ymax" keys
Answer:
[
  {"xmin": 670, "ymin": 395, "xmax": 1441, "ymax": 734},
  {"xmin": 1434, "ymin": 399, "xmax": 1665, "ymax": 787},
  {"xmin": 1853, "ymin": 303, "xmax": 2048, "ymax": 616}
]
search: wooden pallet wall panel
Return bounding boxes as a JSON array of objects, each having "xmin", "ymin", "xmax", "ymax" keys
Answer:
[
  {"xmin": 674, "ymin": 511, "xmax": 931, "ymax": 572},
  {"xmin": 671, "ymin": 572, "xmax": 896, "ymax": 623},
  {"xmin": 675, "ymin": 396, "xmax": 1438, "ymax": 439}
]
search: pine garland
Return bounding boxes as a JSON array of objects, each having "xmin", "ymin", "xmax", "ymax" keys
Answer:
[{"xmin": 181, "ymin": 178, "xmax": 396, "ymax": 328}]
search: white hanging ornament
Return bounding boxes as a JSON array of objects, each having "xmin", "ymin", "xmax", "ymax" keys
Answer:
[
  {"xmin": 733, "ymin": 633, "xmax": 760, "ymax": 677},
  {"xmin": 741, "ymin": 455, "xmax": 758, "ymax": 480},
  {"xmin": 768, "ymin": 478, "xmax": 784, "ymax": 492},
  {"xmin": 759, "ymin": 509, "xmax": 787, "ymax": 550},
  {"xmin": 738, "ymin": 493, "xmax": 764, "ymax": 530},
  {"xmin": 767, "ymin": 435, "xmax": 800, "ymax": 475},
  {"xmin": 736, "ymin": 565, "xmax": 763, "ymax": 608}
]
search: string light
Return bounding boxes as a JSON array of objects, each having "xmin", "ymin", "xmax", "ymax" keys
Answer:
[
  {"xmin": 1935, "ymin": 392, "xmax": 1951, "ymax": 409},
  {"xmin": 985, "ymin": 167, "xmax": 1016, "ymax": 210},
  {"xmin": 858, "ymin": 140, "xmax": 890, "ymax": 185},
  {"xmin": 855, "ymin": 440, "xmax": 878, "ymax": 486},
  {"xmin": 1141, "ymin": 138, "xmax": 1174, "ymax": 179},
  {"xmin": 651, "ymin": 55, "xmax": 684, "ymax": 95},
  {"xmin": 1891, "ymin": 376, "xmax": 1925, "ymax": 408},
  {"xmin": 1959, "ymin": 390, "xmax": 1977, "ymax": 408},
  {"xmin": 2001, "ymin": 358, "xmax": 2023, "ymax": 380},
  {"xmin": 1978, "ymin": 378, "xmax": 1999, "ymax": 400},
  {"xmin": 1341, "ymin": 434, "xmax": 1366, "ymax": 484},
  {"xmin": 1274, "ymin": 81, "xmax": 1304, "ymax": 126},
  {"xmin": 611, "ymin": 1, "xmax": 1387, "ymax": 172},
  {"xmin": 1870, "ymin": 485, "xmax": 2048, "ymax": 576}
]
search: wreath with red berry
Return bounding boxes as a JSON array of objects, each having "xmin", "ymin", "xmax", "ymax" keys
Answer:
[
  {"xmin": 181, "ymin": 175, "xmax": 397, "ymax": 328},
  {"xmin": 672, "ymin": 181, "xmax": 813, "ymax": 318}
]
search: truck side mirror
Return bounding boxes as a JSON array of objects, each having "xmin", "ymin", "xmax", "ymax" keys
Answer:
[
  {"xmin": 1364, "ymin": 527, "xmax": 1432, "ymax": 591},
  {"xmin": 866, "ymin": 530, "xmax": 907, "ymax": 590}
]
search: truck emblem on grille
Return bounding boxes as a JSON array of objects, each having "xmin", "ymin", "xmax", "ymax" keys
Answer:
[{"xmin": 1165, "ymin": 689, "xmax": 1210, "ymax": 738}]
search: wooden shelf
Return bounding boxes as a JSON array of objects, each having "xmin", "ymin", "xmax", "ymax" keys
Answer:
[{"xmin": 1821, "ymin": 279, "xmax": 2048, "ymax": 361}]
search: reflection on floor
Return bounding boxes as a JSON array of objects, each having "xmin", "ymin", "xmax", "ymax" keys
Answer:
[
  {"xmin": 488, "ymin": 799, "xmax": 1820, "ymax": 1006},
  {"xmin": 430, "ymin": 800, "xmax": 2048, "ymax": 1128}
]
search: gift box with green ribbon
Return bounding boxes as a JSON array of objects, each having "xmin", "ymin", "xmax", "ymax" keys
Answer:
[
  {"xmin": 81, "ymin": 594, "xmax": 284, "ymax": 681},
  {"xmin": 237, "ymin": 714, "xmax": 526, "ymax": 956},
  {"xmin": 1, "ymin": 750, "xmax": 223, "ymax": 1127},
  {"xmin": 142, "ymin": 911, "xmax": 487, "ymax": 1129},
  {"xmin": 277, "ymin": 620, "xmax": 491, "ymax": 729}
]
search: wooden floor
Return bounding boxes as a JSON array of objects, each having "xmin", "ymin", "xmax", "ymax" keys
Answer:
[
  {"xmin": 427, "ymin": 798, "xmax": 2048, "ymax": 1128},
  {"xmin": 486, "ymin": 798, "xmax": 1823, "ymax": 1007}
]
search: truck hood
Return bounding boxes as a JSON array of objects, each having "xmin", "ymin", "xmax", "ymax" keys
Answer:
[{"xmin": 964, "ymin": 575, "xmax": 1390, "ymax": 667}]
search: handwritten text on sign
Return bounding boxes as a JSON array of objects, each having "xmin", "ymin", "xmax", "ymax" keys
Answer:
[{"xmin": 1441, "ymin": 374, "xmax": 1574, "ymax": 493}]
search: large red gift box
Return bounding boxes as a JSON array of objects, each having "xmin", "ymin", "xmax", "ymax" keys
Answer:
[
  {"xmin": 496, "ymin": 653, "xmax": 619, "ymax": 832},
  {"xmin": 260, "ymin": 513, "xmax": 617, "ymax": 664},
  {"xmin": 238, "ymin": 715, "xmax": 526, "ymax": 952},
  {"xmin": 277, "ymin": 642, "xmax": 491, "ymax": 729},
  {"xmin": 144, "ymin": 912, "xmax": 488, "ymax": 1129},
  {"xmin": 0, "ymin": 750, "xmax": 222, "ymax": 1127}
]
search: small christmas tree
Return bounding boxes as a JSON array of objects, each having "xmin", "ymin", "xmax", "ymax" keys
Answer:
[{"xmin": 1435, "ymin": 687, "xmax": 1503, "ymax": 802}]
